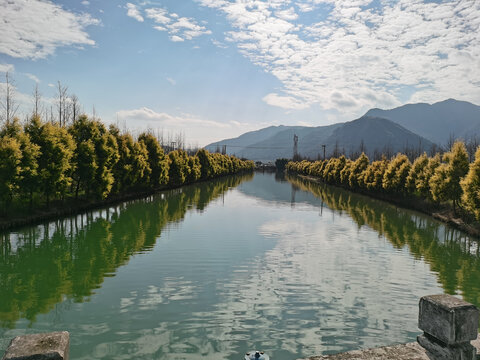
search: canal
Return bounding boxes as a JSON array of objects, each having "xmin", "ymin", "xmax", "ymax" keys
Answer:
[{"xmin": 1, "ymin": 172, "xmax": 479, "ymax": 359}]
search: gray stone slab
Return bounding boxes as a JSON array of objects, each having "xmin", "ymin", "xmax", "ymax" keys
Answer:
[
  {"xmin": 300, "ymin": 333, "xmax": 480, "ymax": 360},
  {"xmin": 298, "ymin": 342, "xmax": 430, "ymax": 360},
  {"xmin": 417, "ymin": 334, "xmax": 476, "ymax": 360},
  {"xmin": 418, "ymin": 294, "xmax": 479, "ymax": 345},
  {"xmin": 2, "ymin": 332, "xmax": 69, "ymax": 360}
]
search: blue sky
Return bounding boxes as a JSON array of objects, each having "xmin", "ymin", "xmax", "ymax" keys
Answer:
[{"xmin": 0, "ymin": 0, "xmax": 479, "ymax": 146}]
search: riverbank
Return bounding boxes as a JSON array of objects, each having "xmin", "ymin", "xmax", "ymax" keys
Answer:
[
  {"xmin": 294, "ymin": 174, "xmax": 480, "ymax": 238},
  {"xmin": 0, "ymin": 171, "xmax": 253, "ymax": 232},
  {"xmin": 301, "ymin": 335, "xmax": 480, "ymax": 360}
]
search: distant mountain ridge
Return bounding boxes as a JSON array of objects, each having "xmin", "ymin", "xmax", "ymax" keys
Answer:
[
  {"xmin": 206, "ymin": 99, "xmax": 480, "ymax": 162},
  {"xmin": 365, "ymin": 99, "xmax": 480, "ymax": 144}
]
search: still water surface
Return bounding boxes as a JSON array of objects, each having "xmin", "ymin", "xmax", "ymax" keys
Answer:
[{"xmin": 1, "ymin": 172, "xmax": 480, "ymax": 359}]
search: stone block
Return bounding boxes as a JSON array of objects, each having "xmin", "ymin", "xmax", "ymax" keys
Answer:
[
  {"xmin": 417, "ymin": 334, "xmax": 476, "ymax": 360},
  {"xmin": 418, "ymin": 294, "xmax": 479, "ymax": 345},
  {"xmin": 2, "ymin": 331, "xmax": 69, "ymax": 360}
]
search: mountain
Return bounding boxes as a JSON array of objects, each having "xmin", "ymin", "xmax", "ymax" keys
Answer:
[
  {"xmin": 365, "ymin": 99, "xmax": 480, "ymax": 145},
  {"xmin": 205, "ymin": 116, "xmax": 434, "ymax": 162}
]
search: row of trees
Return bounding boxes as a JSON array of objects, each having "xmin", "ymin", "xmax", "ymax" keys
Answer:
[
  {"xmin": 0, "ymin": 115, "xmax": 254, "ymax": 212},
  {"xmin": 286, "ymin": 141, "xmax": 480, "ymax": 221}
]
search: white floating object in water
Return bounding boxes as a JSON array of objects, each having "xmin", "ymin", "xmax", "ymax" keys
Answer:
[{"xmin": 245, "ymin": 351, "xmax": 269, "ymax": 360}]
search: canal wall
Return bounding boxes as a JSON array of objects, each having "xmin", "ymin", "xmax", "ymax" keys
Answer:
[{"xmin": 2, "ymin": 294, "xmax": 479, "ymax": 360}]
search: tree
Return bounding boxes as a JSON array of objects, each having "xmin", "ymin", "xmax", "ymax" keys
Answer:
[
  {"xmin": 32, "ymin": 83, "xmax": 42, "ymax": 118},
  {"xmin": 405, "ymin": 153, "xmax": 428, "ymax": 196},
  {"xmin": 112, "ymin": 131, "xmax": 150, "ymax": 192},
  {"xmin": 56, "ymin": 81, "xmax": 69, "ymax": 127},
  {"xmin": 363, "ymin": 157, "xmax": 388, "ymax": 191},
  {"xmin": 417, "ymin": 154, "xmax": 440, "ymax": 200},
  {"xmin": 349, "ymin": 152, "xmax": 369, "ymax": 189},
  {"xmin": 17, "ymin": 126, "xmax": 41, "ymax": 206},
  {"xmin": 461, "ymin": 146, "xmax": 480, "ymax": 220},
  {"xmin": 69, "ymin": 116, "xmax": 99, "ymax": 198},
  {"xmin": 275, "ymin": 158, "xmax": 289, "ymax": 172},
  {"xmin": 187, "ymin": 156, "xmax": 201, "ymax": 183},
  {"xmin": 0, "ymin": 72, "xmax": 19, "ymax": 126},
  {"xmin": 70, "ymin": 94, "xmax": 81, "ymax": 123},
  {"xmin": 431, "ymin": 141, "xmax": 469, "ymax": 213},
  {"xmin": 168, "ymin": 150, "xmax": 189, "ymax": 187},
  {"xmin": 0, "ymin": 135, "xmax": 22, "ymax": 211},
  {"xmin": 197, "ymin": 149, "xmax": 215, "ymax": 180},
  {"xmin": 28, "ymin": 121, "xmax": 76, "ymax": 204},
  {"xmin": 138, "ymin": 132, "xmax": 169, "ymax": 188},
  {"xmin": 382, "ymin": 154, "xmax": 411, "ymax": 193}
]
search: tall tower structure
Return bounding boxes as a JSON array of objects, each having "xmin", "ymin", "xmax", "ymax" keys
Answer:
[{"xmin": 293, "ymin": 134, "xmax": 298, "ymax": 159}]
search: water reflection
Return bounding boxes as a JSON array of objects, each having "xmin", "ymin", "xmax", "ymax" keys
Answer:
[
  {"xmin": 1, "ymin": 172, "xmax": 480, "ymax": 360},
  {"xmin": 285, "ymin": 174, "xmax": 480, "ymax": 307},
  {"xmin": 0, "ymin": 174, "xmax": 254, "ymax": 328}
]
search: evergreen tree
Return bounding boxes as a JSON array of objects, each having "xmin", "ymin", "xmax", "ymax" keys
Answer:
[
  {"xmin": 197, "ymin": 149, "xmax": 215, "ymax": 180},
  {"xmin": 0, "ymin": 135, "xmax": 22, "ymax": 211},
  {"xmin": 405, "ymin": 153, "xmax": 428, "ymax": 196},
  {"xmin": 138, "ymin": 132, "xmax": 169, "ymax": 187},
  {"xmin": 431, "ymin": 141, "xmax": 469, "ymax": 212},
  {"xmin": 349, "ymin": 152, "xmax": 369, "ymax": 188},
  {"xmin": 461, "ymin": 147, "xmax": 480, "ymax": 220},
  {"xmin": 382, "ymin": 154, "xmax": 411, "ymax": 193}
]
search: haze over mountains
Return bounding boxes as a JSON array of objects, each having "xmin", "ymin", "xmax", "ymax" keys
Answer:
[{"xmin": 206, "ymin": 99, "xmax": 480, "ymax": 162}]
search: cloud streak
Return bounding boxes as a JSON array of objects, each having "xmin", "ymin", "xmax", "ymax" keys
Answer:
[
  {"xmin": 0, "ymin": 0, "xmax": 99, "ymax": 59},
  {"xmin": 115, "ymin": 107, "xmax": 265, "ymax": 146},
  {"xmin": 127, "ymin": 5, "xmax": 211, "ymax": 42},
  {"xmin": 198, "ymin": 0, "xmax": 480, "ymax": 113}
]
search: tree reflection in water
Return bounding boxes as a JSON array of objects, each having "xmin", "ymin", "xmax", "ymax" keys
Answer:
[
  {"xmin": 286, "ymin": 174, "xmax": 480, "ymax": 308},
  {"xmin": 0, "ymin": 174, "xmax": 254, "ymax": 328}
]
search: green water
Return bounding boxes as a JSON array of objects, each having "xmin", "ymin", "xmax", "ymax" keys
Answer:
[{"xmin": 1, "ymin": 172, "xmax": 479, "ymax": 359}]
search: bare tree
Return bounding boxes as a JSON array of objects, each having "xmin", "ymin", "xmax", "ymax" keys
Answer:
[
  {"xmin": 466, "ymin": 135, "xmax": 479, "ymax": 162},
  {"xmin": 0, "ymin": 72, "xmax": 20, "ymax": 125},
  {"xmin": 70, "ymin": 94, "xmax": 81, "ymax": 123},
  {"xmin": 32, "ymin": 83, "xmax": 42, "ymax": 118},
  {"xmin": 332, "ymin": 139, "xmax": 340, "ymax": 158},
  {"xmin": 56, "ymin": 81, "xmax": 69, "ymax": 126},
  {"xmin": 446, "ymin": 132, "xmax": 455, "ymax": 151},
  {"xmin": 175, "ymin": 131, "xmax": 185, "ymax": 150}
]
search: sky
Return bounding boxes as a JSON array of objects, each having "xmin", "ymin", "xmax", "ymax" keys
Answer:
[{"xmin": 0, "ymin": 0, "xmax": 479, "ymax": 146}]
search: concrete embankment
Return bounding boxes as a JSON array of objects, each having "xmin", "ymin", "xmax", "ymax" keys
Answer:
[{"xmin": 301, "ymin": 336, "xmax": 480, "ymax": 359}]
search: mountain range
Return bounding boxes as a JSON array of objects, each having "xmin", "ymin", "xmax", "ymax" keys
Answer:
[{"xmin": 206, "ymin": 99, "xmax": 480, "ymax": 162}]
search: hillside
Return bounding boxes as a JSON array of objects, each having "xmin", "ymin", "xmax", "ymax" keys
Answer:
[
  {"xmin": 205, "ymin": 116, "xmax": 434, "ymax": 161},
  {"xmin": 365, "ymin": 99, "xmax": 480, "ymax": 145}
]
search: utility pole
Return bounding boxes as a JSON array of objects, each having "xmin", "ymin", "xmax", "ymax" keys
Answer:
[
  {"xmin": 322, "ymin": 144, "xmax": 326, "ymax": 160},
  {"xmin": 293, "ymin": 134, "xmax": 298, "ymax": 159}
]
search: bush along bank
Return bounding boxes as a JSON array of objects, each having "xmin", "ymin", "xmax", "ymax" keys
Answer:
[
  {"xmin": 0, "ymin": 115, "xmax": 254, "ymax": 229},
  {"xmin": 286, "ymin": 141, "xmax": 480, "ymax": 237}
]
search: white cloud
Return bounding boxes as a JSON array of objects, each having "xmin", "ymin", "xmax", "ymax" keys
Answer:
[
  {"xmin": 81, "ymin": 1, "xmax": 90, "ymax": 6},
  {"xmin": 199, "ymin": 0, "xmax": 480, "ymax": 114},
  {"xmin": 170, "ymin": 35, "xmax": 184, "ymax": 42},
  {"xmin": 166, "ymin": 77, "xmax": 176, "ymax": 85},
  {"xmin": 126, "ymin": 3, "xmax": 144, "ymax": 22},
  {"xmin": 145, "ymin": 8, "xmax": 169, "ymax": 25},
  {"xmin": 127, "ymin": 6, "xmax": 213, "ymax": 42},
  {"xmin": 0, "ymin": 0, "xmax": 99, "ymax": 59},
  {"xmin": 115, "ymin": 107, "xmax": 264, "ymax": 146},
  {"xmin": 25, "ymin": 73, "xmax": 40, "ymax": 83},
  {"xmin": 263, "ymin": 93, "xmax": 309, "ymax": 110},
  {"xmin": 0, "ymin": 63, "xmax": 14, "ymax": 73}
]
